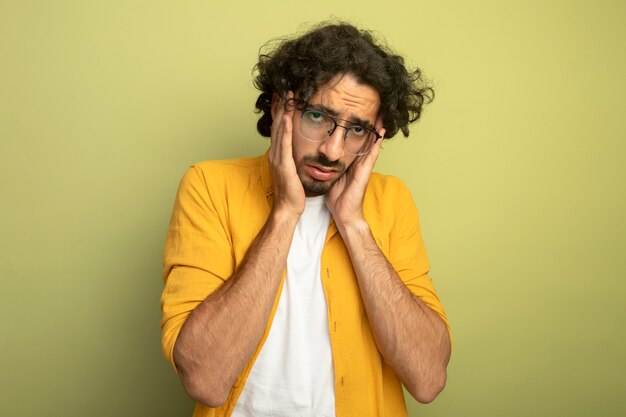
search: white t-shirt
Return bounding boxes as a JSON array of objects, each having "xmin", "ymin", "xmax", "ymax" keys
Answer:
[{"xmin": 232, "ymin": 195, "xmax": 336, "ymax": 417}]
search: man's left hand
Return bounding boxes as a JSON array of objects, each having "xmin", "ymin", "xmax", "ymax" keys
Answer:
[{"xmin": 325, "ymin": 120, "xmax": 386, "ymax": 229}]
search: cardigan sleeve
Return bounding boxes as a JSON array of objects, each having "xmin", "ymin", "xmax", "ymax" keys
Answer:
[
  {"xmin": 160, "ymin": 165, "xmax": 235, "ymax": 371},
  {"xmin": 387, "ymin": 177, "xmax": 451, "ymax": 334}
]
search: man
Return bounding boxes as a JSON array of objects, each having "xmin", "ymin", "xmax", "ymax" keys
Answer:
[{"xmin": 161, "ymin": 22, "xmax": 451, "ymax": 417}]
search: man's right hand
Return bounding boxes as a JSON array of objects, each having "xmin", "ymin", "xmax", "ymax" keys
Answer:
[{"xmin": 268, "ymin": 91, "xmax": 305, "ymax": 219}]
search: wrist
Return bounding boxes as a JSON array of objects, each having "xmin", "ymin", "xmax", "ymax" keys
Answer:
[
  {"xmin": 269, "ymin": 206, "xmax": 302, "ymax": 226},
  {"xmin": 336, "ymin": 217, "xmax": 370, "ymax": 238}
]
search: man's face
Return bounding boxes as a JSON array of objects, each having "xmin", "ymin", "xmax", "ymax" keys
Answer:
[{"xmin": 289, "ymin": 75, "xmax": 381, "ymax": 196}]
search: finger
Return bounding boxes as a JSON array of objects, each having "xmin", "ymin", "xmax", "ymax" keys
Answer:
[
  {"xmin": 270, "ymin": 98, "xmax": 286, "ymax": 161},
  {"xmin": 280, "ymin": 112, "xmax": 294, "ymax": 162},
  {"xmin": 280, "ymin": 91, "xmax": 295, "ymax": 160},
  {"xmin": 270, "ymin": 97, "xmax": 284, "ymax": 138},
  {"xmin": 270, "ymin": 119, "xmax": 283, "ymax": 163},
  {"xmin": 362, "ymin": 128, "xmax": 385, "ymax": 170},
  {"xmin": 284, "ymin": 90, "xmax": 295, "ymax": 112}
]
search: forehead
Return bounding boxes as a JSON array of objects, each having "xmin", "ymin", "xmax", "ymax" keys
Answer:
[{"xmin": 309, "ymin": 75, "xmax": 380, "ymax": 123}]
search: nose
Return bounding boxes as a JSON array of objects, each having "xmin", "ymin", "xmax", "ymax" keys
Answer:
[{"xmin": 317, "ymin": 125, "xmax": 346, "ymax": 162}]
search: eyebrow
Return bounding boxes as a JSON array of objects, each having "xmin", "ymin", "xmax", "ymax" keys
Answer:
[{"xmin": 307, "ymin": 104, "xmax": 374, "ymax": 129}]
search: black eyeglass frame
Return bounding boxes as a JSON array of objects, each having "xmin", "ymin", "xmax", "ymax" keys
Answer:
[{"xmin": 298, "ymin": 108, "xmax": 383, "ymax": 144}]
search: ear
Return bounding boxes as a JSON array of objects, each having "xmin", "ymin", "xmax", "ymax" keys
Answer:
[{"xmin": 271, "ymin": 93, "xmax": 281, "ymax": 120}]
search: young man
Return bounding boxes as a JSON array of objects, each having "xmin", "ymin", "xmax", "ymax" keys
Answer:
[{"xmin": 161, "ymin": 22, "xmax": 451, "ymax": 417}]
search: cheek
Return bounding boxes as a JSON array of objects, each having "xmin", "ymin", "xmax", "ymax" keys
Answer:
[
  {"xmin": 291, "ymin": 132, "xmax": 318, "ymax": 161},
  {"xmin": 343, "ymin": 155, "xmax": 358, "ymax": 170}
]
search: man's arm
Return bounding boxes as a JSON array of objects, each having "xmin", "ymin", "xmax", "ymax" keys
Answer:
[
  {"xmin": 171, "ymin": 94, "xmax": 303, "ymax": 407},
  {"xmin": 173, "ymin": 210, "xmax": 298, "ymax": 407},
  {"xmin": 325, "ymin": 122, "xmax": 450, "ymax": 404},
  {"xmin": 338, "ymin": 220, "xmax": 450, "ymax": 403}
]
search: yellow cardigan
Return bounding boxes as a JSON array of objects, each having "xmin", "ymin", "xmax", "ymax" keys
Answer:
[{"xmin": 161, "ymin": 152, "xmax": 450, "ymax": 417}]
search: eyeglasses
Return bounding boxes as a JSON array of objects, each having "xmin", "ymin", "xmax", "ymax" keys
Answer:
[{"xmin": 298, "ymin": 108, "xmax": 382, "ymax": 155}]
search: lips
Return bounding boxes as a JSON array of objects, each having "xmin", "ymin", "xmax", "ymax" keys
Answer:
[{"xmin": 306, "ymin": 164, "xmax": 338, "ymax": 181}]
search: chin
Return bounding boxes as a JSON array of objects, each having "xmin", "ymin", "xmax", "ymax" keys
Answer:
[{"xmin": 301, "ymin": 177, "xmax": 334, "ymax": 196}]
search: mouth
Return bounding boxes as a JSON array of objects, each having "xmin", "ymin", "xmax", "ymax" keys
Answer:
[{"xmin": 306, "ymin": 164, "xmax": 339, "ymax": 181}]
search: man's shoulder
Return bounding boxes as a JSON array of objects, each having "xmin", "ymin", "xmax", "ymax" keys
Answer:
[
  {"xmin": 364, "ymin": 172, "xmax": 417, "ymax": 233},
  {"xmin": 368, "ymin": 171, "xmax": 411, "ymax": 197},
  {"xmin": 179, "ymin": 154, "xmax": 267, "ymax": 199},
  {"xmin": 191, "ymin": 154, "xmax": 264, "ymax": 173}
]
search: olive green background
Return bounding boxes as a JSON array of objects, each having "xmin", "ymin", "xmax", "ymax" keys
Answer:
[{"xmin": 1, "ymin": 1, "xmax": 624, "ymax": 416}]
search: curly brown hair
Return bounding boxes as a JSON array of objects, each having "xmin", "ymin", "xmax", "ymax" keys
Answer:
[{"xmin": 253, "ymin": 22, "xmax": 433, "ymax": 139}]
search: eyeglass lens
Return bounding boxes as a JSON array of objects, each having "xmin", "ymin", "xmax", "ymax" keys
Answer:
[{"xmin": 300, "ymin": 110, "xmax": 373, "ymax": 155}]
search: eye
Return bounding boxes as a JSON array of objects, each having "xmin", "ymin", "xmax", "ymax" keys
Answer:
[
  {"xmin": 305, "ymin": 111, "xmax": 326, "ymax": 123},
  {"xmin": 349, "ymin": 126, "xmax": 368, "ymax": 137}
]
